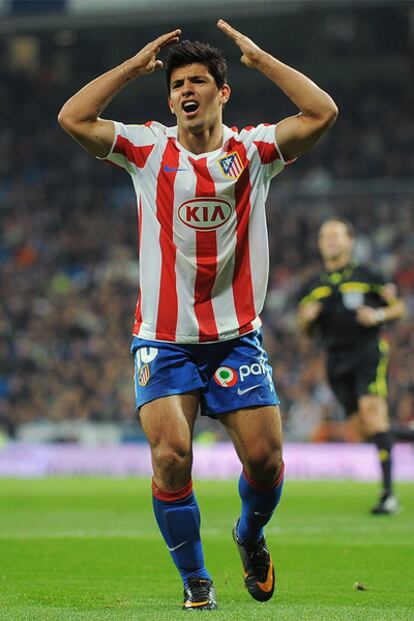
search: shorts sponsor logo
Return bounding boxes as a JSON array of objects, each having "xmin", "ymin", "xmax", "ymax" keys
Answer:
[
  {"xmin": 178, "ymin": 197, "xmax": 233, "ymax": 231},
  {"xmin": 213, "ymin": 366, "xmax": 238, "ymax": 387},
  {"xmin": 138, "ymin": 363, "xmax": 150, "ymax": 387},
  {"xmin": 239, "ymin": 361, "xmax": 267, "ymax": 382}
]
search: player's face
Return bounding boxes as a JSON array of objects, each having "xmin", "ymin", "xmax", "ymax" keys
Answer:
[
  {"xmin": 318, "ymin": 221, "xmax": 353, "ymax": 262},
  {"xmin": 168, "ymin": 63, "xmax": 230, "ymax": 133}
]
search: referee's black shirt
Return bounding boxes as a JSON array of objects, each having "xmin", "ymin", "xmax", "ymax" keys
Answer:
[{"xmin": 298, "ymin": 261, "xmax": 387, "ymax": 351}]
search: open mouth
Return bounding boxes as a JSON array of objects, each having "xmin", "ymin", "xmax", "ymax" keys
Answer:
[{"xmin": 182, "ymin": 100, "xmax": 199, "ymax": 115}]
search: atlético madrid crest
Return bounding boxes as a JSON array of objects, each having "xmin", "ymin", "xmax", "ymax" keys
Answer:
[
  {"xmin": 138, "ymin": 364, "xmax": 150, "ymax": 387},
  {"xmin": 217, "ymin": 152, "xmax": 244, "ymax": 179}
]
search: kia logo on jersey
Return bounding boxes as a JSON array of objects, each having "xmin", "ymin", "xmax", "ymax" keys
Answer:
[{"xmin": 178, "ymin": 197, "xmax": 233, "ymax": 231}]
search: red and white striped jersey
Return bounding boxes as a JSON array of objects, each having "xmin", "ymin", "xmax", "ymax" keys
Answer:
[{"xmin": 103, "ymin": 121, "xmax": 287, "ymax": 343}]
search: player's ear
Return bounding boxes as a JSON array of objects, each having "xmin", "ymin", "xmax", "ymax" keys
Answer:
[
  {"xmin": 168, "ymin": 97, "xmax": 176, "ymax": 115},
  {"xmin": 220, "ymin": 84, "xmax": 231, "ymax": 105}
]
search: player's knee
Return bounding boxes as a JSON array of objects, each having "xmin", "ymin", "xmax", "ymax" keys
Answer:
[
  {"xmin": 244, "ymin": 445, "xmax": 283, "ymax": 482},
  {"xmin": 153, "ymin": 443, "xmax": 192, "ymax": 478}
]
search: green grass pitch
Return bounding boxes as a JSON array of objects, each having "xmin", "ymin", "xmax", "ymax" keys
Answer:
[{"xmin": 1, "ymin": 478, "xmax": 413, "ymax": 620}]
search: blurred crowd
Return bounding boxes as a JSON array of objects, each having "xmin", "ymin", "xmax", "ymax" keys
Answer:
[{"xmin": 1, "ymin": 17, "xmax": 413, "ymax": 442}]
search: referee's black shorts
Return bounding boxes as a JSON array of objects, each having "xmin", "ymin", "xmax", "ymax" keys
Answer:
[{"xmin": 326, "ymin": 339, "xmax": 389, "ymax": 416}]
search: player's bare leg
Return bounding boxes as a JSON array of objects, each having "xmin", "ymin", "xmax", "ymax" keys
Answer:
[
  {"xmin": 220, "ymin": 405, "xmax": 283, "ymax": 483},
  {"xmin": 358, "ymin": 395, "xmax": 400, "ymax": 515},
  {"xmin": 219, "ymin": 405, "xmax": 284, "ymax": 601},
  {"xmin": 140, "ymin": 392, "xmax": 217, "ymax": 610},
  {"xmin": 140, "ymin": 392, "xmax": 199, "ymax": 490}
]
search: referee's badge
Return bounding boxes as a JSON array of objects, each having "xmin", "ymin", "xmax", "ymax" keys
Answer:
[
  {"xmin": 217, "ymin": 152, "xmax": 244, "ymax": 179},
  {"xmin": 138, "ymin": 364, "xmax": 150, "ymax": 387},
  {"xmin": 342, "ymin": 291, "xmax": 364, "ymax": 310}
]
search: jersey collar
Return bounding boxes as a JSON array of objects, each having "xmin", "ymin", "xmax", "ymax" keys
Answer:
[
  {"xmin": 322, "ymin": 260, "xmax": 359, "ymax": 284},
  {"xmin": 165, "ymin": 124, "xmax": 235, "ymax": 156}
]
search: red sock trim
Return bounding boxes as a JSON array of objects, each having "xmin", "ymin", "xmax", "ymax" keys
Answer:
[
  {"xmin": 151, "ymin": 479, "xmax": 193, "ymax": 502},
  {"xmin": 242, "ymin": 461, "xmax": 285, "ymax": 492}
]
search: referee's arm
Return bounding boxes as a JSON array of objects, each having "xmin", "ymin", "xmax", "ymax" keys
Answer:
[
  {"xmin": 357, "ymin": 286, "xmax": 407, "ymax": 327},
  {"xmin": 297, "ymin": 300, "xmax": 323, "ymax": 335}
]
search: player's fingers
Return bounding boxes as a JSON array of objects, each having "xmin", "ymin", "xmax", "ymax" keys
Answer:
[
  {"xmin": 217, "ymin": 19, "xmax": 241, "ymax": 41},
  {"xmin": 240, "ymin": 55, "xmax": 254, "ymax": 67},
  {"xmin": 154, "ymin": 29, "xmax": 181, "ymax": 49}
]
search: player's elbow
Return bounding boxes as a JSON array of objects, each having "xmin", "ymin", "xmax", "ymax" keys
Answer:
[
  {"xmin": 57, "ymin": 103, "xmax": 86, "ymax": 135},
  {"xmin": 309, "ymin": 94, "xmax": 339, "ymax": 130},
  {"xmin": 57, "ymin": 106, "xmax": 74, "ymax": 133},
  {"xmin": 316, "ymin": 99, "xmax": 339, "ymax": 129},
  {"xmin": 326, "ymin": 100, "xmax": 339, "ymax": 126}
]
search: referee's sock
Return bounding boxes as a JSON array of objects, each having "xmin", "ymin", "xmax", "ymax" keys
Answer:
[
  {"xmin": 236, "ymin": 463, "xmax": 285, "ymax": 543},
  {"xmin": 152, "ymin": 479, "xmax": 211, "ymax": 585},
  {"xmin": 371, "ymin": 431, "xmax": 393, "ymax": 496}
]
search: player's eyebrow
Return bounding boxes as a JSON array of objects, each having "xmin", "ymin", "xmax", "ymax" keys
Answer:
[{"xmin": 171, "ymin": 75, "xmax": 208, "ymax": 88}]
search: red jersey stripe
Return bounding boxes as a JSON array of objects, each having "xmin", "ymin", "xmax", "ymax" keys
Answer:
[
  {"xmin": 189, "ymin": 157, "xmax": 219, "ymax": 341},
  {"xmin": 114, "ymin": 135, "xmax": 154, "ymax": 168},
  {"xmin": 155, "ymin": 140, "xmax": 179, "ymax": 340},
  {"xmin": 253, "ymin": 140, "xmax": 280, "ymax": 165},
  {"xmin": 228, "ymin": 139, "xmax": 256, "ymax": 333}
]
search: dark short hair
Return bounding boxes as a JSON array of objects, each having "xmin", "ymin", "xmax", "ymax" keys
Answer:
[
  {"xmin": 165, "ymin": 40, "xmax": 227, "ymax": 91},
  {"xmin": 320, "ymin": 217, "xmax": 355, "ymax": 238}
]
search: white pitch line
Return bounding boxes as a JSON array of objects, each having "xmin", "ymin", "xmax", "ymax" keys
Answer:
[{"xmin": 0, "ymin": 524, "xmax": 413, "ymax": 542}]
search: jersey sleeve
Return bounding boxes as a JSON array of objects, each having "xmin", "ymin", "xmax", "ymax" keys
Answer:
[
  {"xmin": 238, "ymin": 123, "xmax": 291, "ymax": 180},
  {"xmin": 99, "ymin": 121, "xmax": 161, "ymax": 174},
  {"xmin": 297, "ymin": 276, "xmax": 331, "ymax": 307},
  {"xmin": 297, "ymin": 279, "xmax": 314, "ymax": 307}
]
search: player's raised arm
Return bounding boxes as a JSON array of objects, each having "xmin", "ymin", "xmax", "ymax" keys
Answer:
[
  {"xmin": 58, "ymin": 29, "xmax": 181, "ymax": 157},
  {"xmin": 217, "ymin": 19, "xmax": 338, "ymax": 161}
]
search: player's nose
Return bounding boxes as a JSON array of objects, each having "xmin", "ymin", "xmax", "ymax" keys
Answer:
[{"xmin": 182, "ymin": 79, "xmax": 195, "ymax": 93}]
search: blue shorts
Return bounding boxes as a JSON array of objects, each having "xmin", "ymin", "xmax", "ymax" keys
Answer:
[{"xmin": 131, "ymin": 329, "xmax": 279, "ymax": 419}]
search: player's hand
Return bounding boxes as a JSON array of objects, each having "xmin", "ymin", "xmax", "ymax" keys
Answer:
[
  {"xmin": 356, "ymin": 305, "xmax": 383, "ymax": 327},
  {"xmin": 298, "ymin": 301, "xmax": 323, "ymax": 324},
  {"xmin": 217, "ymin": 19, "xmax": 265, "ymax": 68},
  {"xmin": 130, "ymin": 29, "xmax": 181, "ymax": 76}
]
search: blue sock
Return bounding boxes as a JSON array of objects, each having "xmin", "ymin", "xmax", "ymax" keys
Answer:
[
  {"xmin": 152, "ymin": 480, "xmax": 210, "ymax": 585},
  {"xmin": 236, "ymin": 464, "xmax": 285, "ymax": 543}
]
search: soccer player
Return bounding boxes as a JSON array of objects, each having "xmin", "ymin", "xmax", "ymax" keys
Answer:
[
  {"xmin": 58, "ymin": 20, "xmax": 337, "ymax": 610},
  {"xmin": 297, "ymin": 218, "xmax": 407, "ymax": 515}
]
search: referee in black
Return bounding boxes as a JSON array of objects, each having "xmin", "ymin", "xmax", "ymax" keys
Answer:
[{"xmin": 297, "ymin": 218, "xmax": 407, "ymax": 514}]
